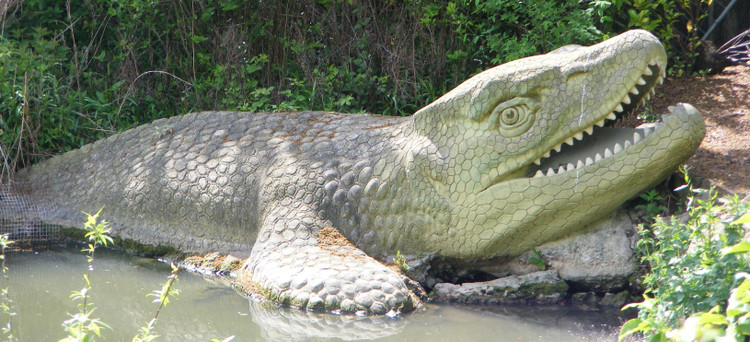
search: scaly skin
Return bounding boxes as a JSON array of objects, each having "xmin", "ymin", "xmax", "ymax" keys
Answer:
[{"xmin": 18, "ymin": 30, "xmax": 705, "ymax": 314}]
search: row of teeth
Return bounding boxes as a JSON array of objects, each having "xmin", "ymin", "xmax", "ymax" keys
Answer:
[
  {"xmin": 530, "ymin": 62, "xmax": 664, "ymax": 167},
  {"xmin": 532, "ymin": 123, "xmax": 661, "ymax": 177}
]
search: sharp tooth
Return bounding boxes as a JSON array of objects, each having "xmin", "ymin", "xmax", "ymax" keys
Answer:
[
  {"xmin": 594, "ymin": 152, "xmax": 603, "ymax": 162},
  {"xmin": 643, "ymin": 67, "xmax": 653, "ymax": 76},
  {"xmin": 607, "ymin": 112, "xmax": 617, "ymax": 121},
  {"xmin": 649, "ymin": 88, "xmax": 656, "ymax": 96},
  {"xmin": 644, "ymin": 93, "xmax": 652, "ymax": 102},
  {"xmin": 584, "ymin": 126, "xmax": 594, "ymax": 135},
  {"xmin": 595, "ymin": 119, "xmax": 606, "ymax": 127},
  {"xmin": 534, "ymin": 170, "xmax": 544, "ymax": 178},
  {"xmin": 613, "ymin": 142, "xmax": 623, "ymax": 153},
  {"xmin": 574, "ymin": 132, "xmax": 583, "ymax": 141},
  {"xmin": 553, "ymin": 144, "xmax": 562, "ymax": 152},
  {"xmin": 657, "ymin": 76, "xmax": 664, "ymax": 85},
  {"xmin": 585, "ymin": 157, "xmax": 594, "ymax": 166},
  {"xmin": 546, "ymin": 168, "xmax": 555, "ymax": 176},
  {"xmin": 636, "ymin": 78, "xmax": 646, "ymax": 85},
  {"xmin": 558, "ymin": 165, "xmax": 566, "ymax": 173},
  {"xmin": 543, "ymin": 150, "xmax": 551, "ymax": 158},
  {"xmin": 643, "ymin": 126, "xmax": 654, "ymax": 136},
  {"xmin": 614, "ymin": 104, "xmax": 624, "ymax": 113},
  {"xmin": 624, "ymin": 140, "xmax": 632, "ymax": 148},
  {"xmin": 577, "ymin": 160, "xmax": 585, "ymax": 169},
  {"xmin": 533, "ymin": 158, "xmax": 542, "ymax": 165},
  {"xmin": 565, "ymin": 137, "xmax": 574, "ymax": 146},
  {"xmin": 622, "ymin": 95, "xmax": 631, "ymax": 105},
  {"xmin": 604, "ymin": 148, "xmax": 613, "ymax": 158},
  {"xmin": 566, "ymin": 163, "xmax": 575, "ymax": 171},
  {"xmin": 630, "ymin": 87, "xmax": 639, "ymax": 95},
  {"xmin": 633, "ymin": 131, "xmax": 642, "ymax": 143}
]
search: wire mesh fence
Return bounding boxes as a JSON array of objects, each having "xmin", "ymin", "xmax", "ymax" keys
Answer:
[{"xmin": 0, "ymin": 182, "xmax": 60, "ymax": 247}]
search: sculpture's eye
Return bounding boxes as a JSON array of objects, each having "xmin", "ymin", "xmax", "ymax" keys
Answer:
[
  {"xmin": 491, "ymin": 97, "xmax": 538, "ymax": 137},
  {"xmin": 500, "ymin": 106, "xmax": 523, "ymax": 126}
]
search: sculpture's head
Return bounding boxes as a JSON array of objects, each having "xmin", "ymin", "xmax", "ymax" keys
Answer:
[{"xmin": 410, "ymin": 30, "xmax": 705, "ymax": 258}]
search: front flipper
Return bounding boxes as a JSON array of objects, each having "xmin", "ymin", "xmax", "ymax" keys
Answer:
[{"xmin": 238, "ymin": 207, "xmax": 414, "ymax": 314}]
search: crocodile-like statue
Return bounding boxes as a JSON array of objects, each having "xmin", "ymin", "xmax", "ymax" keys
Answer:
[{"xmin": 17, "ymin": 30, "xmax": 705, "ymax": 314}]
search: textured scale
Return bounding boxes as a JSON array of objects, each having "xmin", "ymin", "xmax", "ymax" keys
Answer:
[{"xmin": 17, "ymin": 30, "xmax": 705, "ymax": 314}]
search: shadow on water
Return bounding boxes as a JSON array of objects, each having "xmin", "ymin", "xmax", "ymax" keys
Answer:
[{"xmin": 4, "ymin": 245, "xmax": 622, "ymax": 341}]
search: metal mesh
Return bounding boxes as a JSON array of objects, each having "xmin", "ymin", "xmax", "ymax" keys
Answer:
[{"xmin": 0, "ymin": 182, "xmax": 60, "ymax": 246}]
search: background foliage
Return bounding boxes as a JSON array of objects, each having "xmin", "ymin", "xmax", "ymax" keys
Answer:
[
  {"xmin": 0, "ymin": 0, "xmax": 712, "ymax": 176},
  {"xmin": 621, "ymin": 189, "xmax": 750, "ymax": 341}
]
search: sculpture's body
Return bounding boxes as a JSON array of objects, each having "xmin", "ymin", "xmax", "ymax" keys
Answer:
[{"xmin": 18, "ymin": 30, "xmax": 704, "ymax": 314}]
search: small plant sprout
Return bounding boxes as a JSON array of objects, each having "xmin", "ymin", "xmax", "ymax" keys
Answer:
[
  {"xmin": 528, "ymin": 250, "xmax": 547, "ymax": 271},
  {"xmin": 393, "ymin": 251, "xmax": 410, "ymax": 272},
  {"xmin": 0, "ymin": 234, "xmax": 17, "ymax": 341},
  {"xmin": 60, "ymin": 208, "xmax": 113, "ymax": 342},
  {"xmin": 133, "ymin": 263, "xmax": 180, "ymax": 342},
  {"xmin": 635, "ymin": 189, "xmax": 666, "ymax": 220}
]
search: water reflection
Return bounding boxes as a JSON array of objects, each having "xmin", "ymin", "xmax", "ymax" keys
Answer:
[
  {"xmin": 250, "ymin": 302, "xmax": 406, "ymax": 340},
  {"xmin": 5, "ymin": 246, "xmax": 622, "ymax": 341}
]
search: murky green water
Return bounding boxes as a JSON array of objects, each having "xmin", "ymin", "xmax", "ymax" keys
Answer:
[{"xmin": 4, "ymin": 245, "xmax": 624, "ymax": 341}]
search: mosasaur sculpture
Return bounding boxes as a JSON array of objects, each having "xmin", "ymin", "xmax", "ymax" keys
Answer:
[{"xmin": 18, "ymin": 30, "xmax": 705, "ymax": 314}]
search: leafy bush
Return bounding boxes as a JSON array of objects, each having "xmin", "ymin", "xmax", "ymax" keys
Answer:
[
  {"xmin": 1, "ymin": 0, "xmax": 716, "ymax": 176},
  {"xmin": 588, "ymin": 0, "xmax": 712, "ymax": 76},
  {"xmin": 620, "ymin": 189, "xmax": 750, "ymax": 341},
  {"xmin": 1, "ymin": 0, "xmax": 605, "ymax": 175}
]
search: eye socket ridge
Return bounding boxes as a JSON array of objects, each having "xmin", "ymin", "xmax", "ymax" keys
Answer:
[{"xmin": 490, "ymin": 97, "xmax": 538, "ymax": 137}]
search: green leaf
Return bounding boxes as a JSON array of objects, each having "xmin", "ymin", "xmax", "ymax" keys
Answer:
[
  {"xmin": 619, "ymin": 318, "xmax": 646, "ymax": 341},
  {"xmin": 221, "ymin": 0, "xmax": 240, "ymax": 11},
  {"xmin": 190, "ymin": 35, "xmax": 209, "ymax": 44},
  {"xmin": 696, "ymin": 312, "xmax": 728, "ymax": 326},
  {"xmin": 733, "ymin": 213, "xmax": 750, "ymax": 225},
  {"xmin": 643, "ymin": 330, "xmax": 667, "ymax": 342},
  {"xmin": 736, "ymin": 316, "xmax": 750, "ymax": 334},
  {"xmin": 722, "ymin": 242, "xmax": 750, "ymax": 256}
]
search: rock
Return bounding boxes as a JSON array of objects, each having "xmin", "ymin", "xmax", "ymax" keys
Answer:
[
  {"xmin": 432, "ymin": 270, "xmax": 568, "ymax": 304},
  {"xmin": 400, "ymin": 253, "xmax": 434, "ymax": 284},
  {"xmin": 571, "ymin": 291, "xmax": 599, "ymax": 309},
  {"xmin": 480, "ymin": 208, "xmax": 638, "ymax": 292},
  {"xmin": 600, "ymin": 291, "xmax": 631, "ymax": 308}
]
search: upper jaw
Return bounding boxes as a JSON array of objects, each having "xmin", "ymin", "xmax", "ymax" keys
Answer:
[{"xmin": 527, "ymin": 59, "xmax": 666, "ymax": 177}]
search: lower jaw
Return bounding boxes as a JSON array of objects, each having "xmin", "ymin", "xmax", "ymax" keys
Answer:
[{"xmin": 477, "ymin": 104, "xmax": 704, "ymax": 257}]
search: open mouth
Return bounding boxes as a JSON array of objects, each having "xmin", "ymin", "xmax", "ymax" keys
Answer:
[{"xmin": 527, "ymin": 62, "xmax": 666, "ymax": 178}]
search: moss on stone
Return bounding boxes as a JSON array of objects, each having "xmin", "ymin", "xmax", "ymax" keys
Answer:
[
  {"xmin": 60, "ymin": 226, "xmax": 87, "ymax": 241},
  {"xmin": 60, "ymin": 225, "xmax": 180, "ymax": 257},
  {"xmin": 520, "ymin": 280, "xmax": 569, "ymax": 295}
]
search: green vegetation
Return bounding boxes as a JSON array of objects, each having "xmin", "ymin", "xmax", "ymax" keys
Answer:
[
  {"xmin": 60, "ymin": 208, "xmax": 113, "ymax": 341},
  {"xmin": 133, "ymin": 263, "xmax": 180, "ymax": 342},
  {"xmin": 393, "ymin": 250, "xmax": 410, "ymax": 273},
  {"xmin": 0, "ymin": 2, "xmax": 730, "ymax": 337},
  {"xmin": 0, "ymin": 0, "xmax": 715, "ymax": 177},
  {"xmin": 0, "ymin": 210, "xmax": 185, "ymax": 341},
  {"xmin": 620, "ymin": 187, "xmax": 750, "ymax": 341},
  {"xmin": 635, "ymin": 189, "xmax": 668, "ymax": 221},
  {"xmin": 0, "ymin": 234, "xmax": 16, "ymax": 341},
  {"xmin": 590, "ymin": 0, "xmax": 711, "ymax": 77},
  {"xmin": 528, "ymin": 249, "xmax": 547, "ymax": 271}
]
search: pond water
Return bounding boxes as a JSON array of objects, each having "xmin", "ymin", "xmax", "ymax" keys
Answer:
[{"xmin": 5, "ymin": 245, "xmax": 625, "ymax": 341}]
